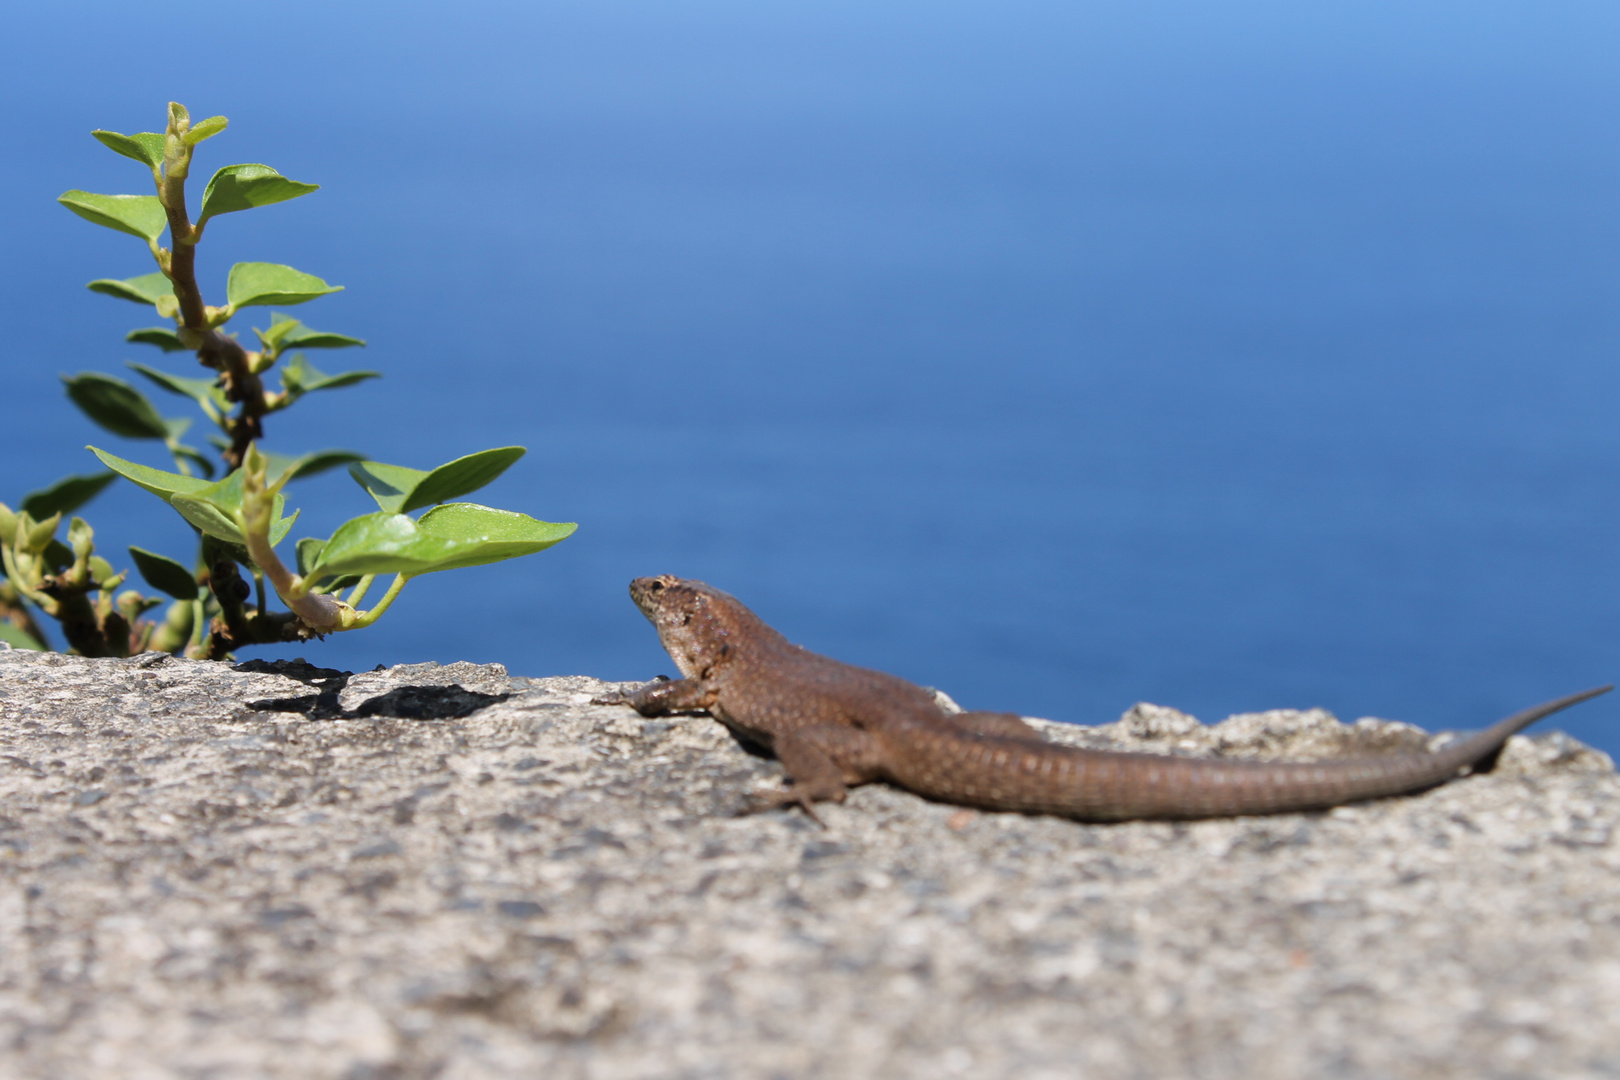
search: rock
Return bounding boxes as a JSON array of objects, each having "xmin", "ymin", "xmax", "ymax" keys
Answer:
[{"xmin": 2, "ymin": 649, "xmax": 1618, "ymax": 1079}]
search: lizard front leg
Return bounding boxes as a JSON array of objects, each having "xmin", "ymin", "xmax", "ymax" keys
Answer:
[{"xmin": 593, "ymin": 676, "xmax": 716, "ymax": 717}]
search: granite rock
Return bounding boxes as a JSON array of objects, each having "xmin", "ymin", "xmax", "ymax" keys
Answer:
[{"xmin": 1, "ymin": 647, "xmax": 1618, "ymax": 1079}]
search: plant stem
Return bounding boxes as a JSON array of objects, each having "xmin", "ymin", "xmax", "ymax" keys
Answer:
[
  {"xmin": 1, "ymin": 547, "xmax": 52, "ymax": 610},
  {"xmin": 350, "ymin": 575, "xmax": 408, "ymax": 629},
  {"xmin": 183, "ymin": 599, "xmax": 207, "ymax": 658},
  {"xmin": 155, "ymin": 108, "xmax": 265, "ymax": 471},
  {"xmin": 346, "ymin": 574, "xmax": 376, "ymax": 608}
]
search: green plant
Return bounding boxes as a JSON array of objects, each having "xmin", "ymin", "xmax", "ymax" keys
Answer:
[{"xmin": 0, "ymin": 102, "xmax": 575, "ymax": 659}]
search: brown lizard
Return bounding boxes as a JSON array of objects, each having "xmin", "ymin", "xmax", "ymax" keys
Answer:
[{"xmin": 596, "ymin": 575, "xmax": 1611, "ymax": 821}]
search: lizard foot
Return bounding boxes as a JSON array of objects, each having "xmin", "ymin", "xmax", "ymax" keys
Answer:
[
  {"xmin": 590, "ymin": 676, "xmax": 672, "ymax": 707},
  {"xmin": 744, "ymin": 783, "xmax": 846, "ymax": 827}
]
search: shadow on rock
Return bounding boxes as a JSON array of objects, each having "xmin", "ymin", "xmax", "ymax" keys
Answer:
[{"xmin": 236, "ymin": 658, "xmax": 507, "ymax": 720}]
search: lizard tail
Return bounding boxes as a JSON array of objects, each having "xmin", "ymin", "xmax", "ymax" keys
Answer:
[{"xmin": 884, "ymin": 686, "xmax": 1612, "ymax": 820}]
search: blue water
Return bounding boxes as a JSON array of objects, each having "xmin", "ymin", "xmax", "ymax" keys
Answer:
[{"xmin": 4, "ymin": 2, "xmax": 1619, "ymax": 754}]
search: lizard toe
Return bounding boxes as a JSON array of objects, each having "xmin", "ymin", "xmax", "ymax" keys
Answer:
[{"xmin": 743, "ymin": 785, "xmax": 831, "ymax": 827}]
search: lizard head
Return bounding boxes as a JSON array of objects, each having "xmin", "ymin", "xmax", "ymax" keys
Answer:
[{"xmin": 627, "ymin": 575, "xmax": 770, "ymax": 678}]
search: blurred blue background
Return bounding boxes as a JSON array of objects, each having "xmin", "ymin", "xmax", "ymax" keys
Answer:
[{"xmin": 4, "ymin": 2, "xmax": 1618, "ymax": 752}]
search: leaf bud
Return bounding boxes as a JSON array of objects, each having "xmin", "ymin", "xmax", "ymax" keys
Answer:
[
  {"xmin": 23, "ymin": 512, "xmax": 61, "ymax": 555},
  {"xmin": 68, "ymin": 516, "xmax": 94, "ymax": 560},
  {"xmin": 116, "ymin": 590, "xmax": 158, "ymax": 617},
  {"xmin": 183, "ymin": 115, "xmax": 228, "ymax": 145}
]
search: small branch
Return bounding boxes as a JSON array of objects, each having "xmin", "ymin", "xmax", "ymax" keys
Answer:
[
  {"xmin": 350, "ymin": 575, "xmax": 408, "ymax": 629},
  {"xmin": 155, "ymin": 106, "xmax": 267, "ymax": 472},
  {"xmin": 345, "ymin": 574, "xmax": 376, "ymax": 608},
  {"xmin": 237, "ymin": 448, "xmax": 351, "ymax": 632},
  {"xmin": 205, "ymin": 555, "xmax": 255, "ymax": 646},
  {"xmin": 199, "ymin": 557, "xmax": 312, "ymax": 657},
  {"xmin": 186, "ymin": 599, "xmax": 207, "ymax": 658},
  {"xmin": 35, "ymin": 577, "xmax": 117, "ymax": 657},
  {"xmin": 1, "ymin": 547, "xmax": 54, "ymax": 612}
]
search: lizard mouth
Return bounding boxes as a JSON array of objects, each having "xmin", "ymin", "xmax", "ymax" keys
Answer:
[{"xmin": 628, "ymin": 575, "xmax": 681, "ymax": 618}]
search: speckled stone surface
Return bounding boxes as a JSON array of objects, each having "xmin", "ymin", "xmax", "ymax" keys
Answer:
[{"xmin": 2, "ymin": 647, "xmax": 1618, "ymax": 1079}]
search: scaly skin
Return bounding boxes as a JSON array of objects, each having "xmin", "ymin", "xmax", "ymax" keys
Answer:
[{"xmin": 598, "ymin": 575, "xmax": 1611, "ymax": 821}]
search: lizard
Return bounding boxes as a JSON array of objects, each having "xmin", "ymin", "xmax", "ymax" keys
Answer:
[{"xmin": 594, "ymin": 574, "xmax": 1611, "ymax": 821}]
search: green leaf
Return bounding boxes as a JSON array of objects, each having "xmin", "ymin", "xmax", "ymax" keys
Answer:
[
  {"xmin": 41, "ymin": 538, "xmax": 74, "ymax": 574},
  {"xmin": 159, "ymin": 418, "xmax": 214, "ymax": 478},
  {"xmin": 414, "ymin": 503, "xmax": 577, "ymax": 571},
  {"xmin": 261, "ymin": 449, "xmax": 365, "ymax": 484},
  {"xmin": 259, "ymin": 313, "xmax": 365, "ymax": 350},
  {"xmin": 127, "ymin": 546, "xmax": 198, "ymax": 601},
  {"xmin": 21, "ymin": 512, "xmax": 62, "ymax": 554},
  {"xmin": 295, "ymin": 536, "xmax": 362, "ymax": 591},
  {"xmin": 286, "ymin": 329, "xmax": 365, "ymax": 349},
  {"xmin": 88, "ymin": 272, "xmax": 173, "ymax": 306},
  {"xmin": 19, "ymin": 472, "xmax": 117, "ymax": 519},
  {"xmin": 296, "ymin": 331, "xmax": 364, "ymax": 350},
  {"xmin": 348, "ymin": 447, "xmax": 525, "ymax": 514},
  {"xmin": 305, "ymin": 513, "xmax": 456, "ymax": 577},
  {"xmin": 0, "ymin": 623, "xmax": 44, "ymax": 651},
  {"xmin": 308, "ymin": 503, "xmax": 574, "ymax": 579},
  {"xmin": 406, "ymin": 448, "xmax": 526, "ymax": 511},
  {"xmin": 296, "ymin": 538, "xmax": 326, "ymax": 577},
  {"xmin": 127, "ymin": 362, "xmax": 226, "ymax": 414},
  {"xmin": 127, "ymin": 327, "xmax": 185, "ymax": 352},
  {"xmin": 257, "ymin": 313, "xmax": 300, "ymax": 351},
  {"xmin": 63, "ymin": 372, "xmax": 169, "ymax": 439},
  {"xmin": 166, "ymin": 467, "xmax": 298, "ymax": 546},
  {"xmin": 404, "ymin": 447, "xmax": 525, "ymax": 511},
  {"xmin": 345, "ymin": 461, "xmax": 421, "ymax": 514},
  {"xmin": 92, "ymin": 130, "xmax": 166, "ymax": 169},
  {"xmin": 274, "ymin": 508, "xmax": 305, "ymax": 549},
  {"xmin": 165, "ymin": 473, "xmax": 249, "ymax": 542},
  {"xmin": 58, "ymin": 191, "xmax": 167, "ymax": 242},
  {"xmin": 88, "ymin": 555, "xmax": 119, "ymax": 588},
  {"xmin": 183, "ymin": 115, "xmax": 228, "ymax": 146},
  {"xmin": 280, "ymin": 354, "xmax": 380, "ymax": 398},
  {"xmin": 198, "ymin": 164, "xmax": 318, "ymax": 225},
  {"xmin": 226, "ymin": 263, "xmax": 342, "ymax": 308},
  {"xmin": 86, "ymin": 446, "xmax": 213, "ymax": 500},
  {"xmin": 169, "ymin": 442, "xmax": 216, "ymax": 479}
]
